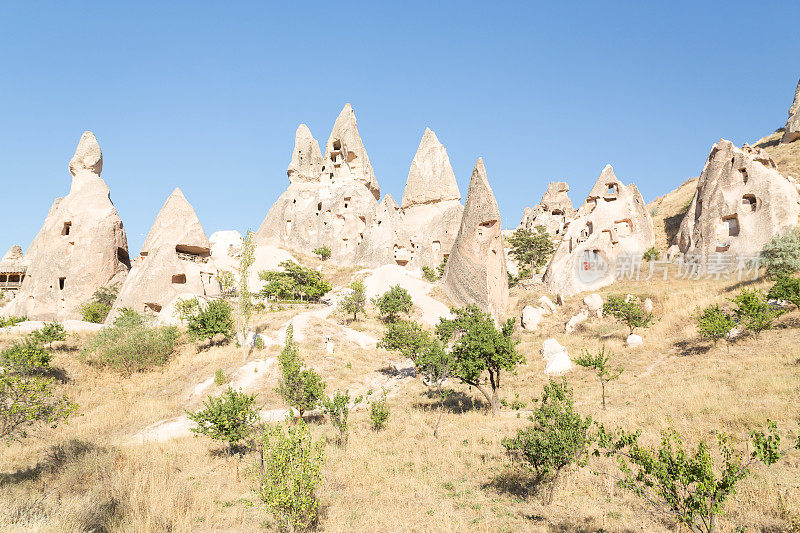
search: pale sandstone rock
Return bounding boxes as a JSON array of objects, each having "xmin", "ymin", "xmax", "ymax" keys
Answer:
[
  {"xmin": 521, "ymin": 305, "xmax": 546, "ymax": 331},
  {"xmin": 541, "ymin": 338, "xmax": 572, "ymax": 375},
  {"xmin": 519, "ymin": 181, "xmax": 576, "ymax": 237},
  {"xmin": 665, "ymin": 244, "xmax": 681, "ymax": 262},
  {"xmin": 323, "ymin": 103, "xmax": 380, "ymax": 200},
  {"xmin": 108, "ymin": 188, "xmax": 217, "ymax": 322},
  {"xmin": 543, "ymin": 165, "xmax": 654, "ymax": 297},
  {"xmin": 782, "ymin": 78, "xmax": 800, "ymax": 144},
  {"xmin": 565, "ymin": 309, "xmax": 589, "ymax": 334},
  {"xmin": 287, "ymin": 124, "xmax": 323, "ymax": 182},
  {"xmin": 538, "ymin": 295, "xmax": 557, "ymax": 313},
  {"xmin": 1, "ymin": 245, "xmax": 23, "ymax": 263},
  {"xmin": 583, "ymin": 293, "xmax": 603, "ymax": 317},
  {"xmin": 2, "ymin": 132, "xmax": 130, "ymax": 320},
  {"xmin": 442, "ymin": 158, "xmax": 508, "ymax": 320},
  {"xmin": 626, "ymin": 334, "xmax": 643, "ymax": 348},
  {"xmin": 674, "ymin": 140, "xmax": 800, "ymax": 258},
  {"xmin": 642, "ymin": 298, "xmax": 654, "ymax": 314},
  {"xmin": 209, "ymin": 230, "xmax": 243, "ymax": 273}
]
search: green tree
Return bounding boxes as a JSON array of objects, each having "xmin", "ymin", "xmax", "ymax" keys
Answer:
[
  {"xmin": 276, "ymin": 326, "xmax": 326, "ymax": 418},
  {"xmin": 573, "ymin": 345, "xmax": 623, "ymax": 409},
  {"xmin": 502, "ymin": 379, "xmax": 592, "ymax": 504},
  {"xmin": 237, "ymin": 231, "xmax": 256, "ymax": 362},
  {"xmin": 312, "ymin": 245, "xmax": 331, "ymax": 261},
  {"xmin": 338, "ymin": 280, "xmax": 367, "ymax": 322},
  {"xmin": 27, "ymin": 321, "xmax": 67, "ymax": 349},
  {"xmin": 695, "ymin": 304, "xmax": 736, "ymax": 350},
  {"xmin": 507, "ymin": 227, "xmax": 555, "ymax": 273},
  {"xmin": 322, "ymin": 389, "xmax": 362, "ymax": 445},
  {"xmin": 761, "ymin": 228, "xmax": 800, "ymax": 279},
  {"xmin": 729, "ymin": 288, "xmax": 783, "ymax": 338},
  {"xmin": 173, "ymin": 297, "xmax": 200, "ymax": 324},
  {"xmin": 257, "ymin": 422, "xmax": 325, "ymax": 532},
  {"xmin": 596, "ymin": 421, "xmax": 800, "ymax": 533},
  {"xmin": 603, "ymin": 295, "xmax": 655, "ymax": 335},
  {"xmin": 767, "ymin": 275, "xmax": 800, "ymax": 310},
  {"xmin": 259, "ymin": 261, "xmax": 332, "ymax": 302},
  {"xmin": 187, "ymin": 299, "xmax": 234, "ymax": 341},
  {"xmin": 80, "ymin": 285, "xmax": 119, "ymax": 323},
  {"xmin": 187, "ymin": 387, "xmax": 259, "ymax": 453},
  {"xmin": 435, "ymin": 305, "xmax": 523, "ymax": 414},
  {"xmin": 379, "ymin": 320, "xmax": 455, "ymax": 437},
  {"xmin": 372, "ymin": 285, "xmax": 413, "ymax": 323}
]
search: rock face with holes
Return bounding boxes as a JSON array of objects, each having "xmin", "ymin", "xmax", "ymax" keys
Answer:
[
  {"xmin": 674, "ymin": 140, "xmax": 800, "ymax": 258},
  {"xmin": 108, "ymin": 188, "xmax": 218, "ymax": 322},
  {"xmin": 782, "ymin": 78, "xmax": 800, "ymax": 144},
  {"xmin": 543, "ymin": 165, "xmax": 654, "ymax": 297},
  {"xmin": 256, "ymin": 104, "xmax": 381, "ymax": 265},
  {"xmin": 2, "ymin": 132, "xmax": 130, "ymax": 321},
  {"xmin": 398, "ymin": 128, "xmax": 464, "ymax": 270},
  {"xmin": 358, "ymin": 194, "xmax": 415, "ymax": 267},
  {"xmin": 442, "ymin": 158, "xmax": 508, "ymax": 319},
  {"xmin": 519, "ymin": 181, "xmax": 576, "ymax": 237}
]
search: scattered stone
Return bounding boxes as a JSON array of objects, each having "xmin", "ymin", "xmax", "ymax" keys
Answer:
[
  {"xmin": 674, "ymin": 140, "xmax": 800, "ymax": 258},
  {"xmin": 442, "ymin": 158, "xmax": 508, "ymax": 320},
  {"xmin": 540, "ymin": 338, "xmax": 572, "ymax": 375},
  {"xmin": 642, "ymin": 298, "xmax": 654, "ymax": 314},
  {"xmin": 521, "ymin": 305, "xmax": 546, "ymax": 331},
  {"xmin": 538, "ymin": 295, "xmax": 557, "ymax": 313},
  {"xmin": 583, "ymin": 293, "xmax": 603, "ymax": 317},
  {"xmin": 665, "ymin": 244, "xmax": 681, "ymax": 262},
  {"xmin": 626, "ymin": 334, "xmax": 643, "ymax": 348},
  {"xmin": 565, "ymin": 309, "xmax": 589, "ymax": 334}
]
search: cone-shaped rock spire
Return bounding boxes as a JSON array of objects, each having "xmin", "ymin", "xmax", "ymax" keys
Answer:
[
  {"xmin": 1, "ymin": 245, "xmax": 23, "ymax": 263},
  {"xmin": 287, "ymin": 124, "xmax": 323, "ymax": 183},
  {"xmin": 141, "ymin": 188, "xmax": 210, "ymax": 256},
  {"xmin": 323, "ymin": 103, "xmax": 380, "ymax": 199},
  {"xmin": 782, "ymin": 77, "xmax": 800, "ymax": 144},
  {"xmin": 69, "ymin": 131, "xmax": 103, "ymax": 177},
  {"xmin": 442, "ymin": 158, "xmax": 508, "ymax": 319},
  {"xmin": 401, "ymin": 128, "xmax": 460, "ymax": 209}
]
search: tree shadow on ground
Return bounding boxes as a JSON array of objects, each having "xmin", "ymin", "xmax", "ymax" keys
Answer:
[
  {"xmin": 721, "ymin": 278, "xmax": 764, "ymax": 293},
  {"xmin": 483, "ymin": 467, "xmax": 541, "ymax": 499},
  {"xmin": 412, "ymin": 390, "xmax": 488, "ymax": 414},
  {"xmin": 0, "ymin": 439, "xmax": 98, "ymax": 486},
  {"xmin": 377, "ymin": 365, "xmax": 415, "ymax": 379},
  {"xmin": 672, "ymin": 339, "xmax": 713, "ymax": 357}
]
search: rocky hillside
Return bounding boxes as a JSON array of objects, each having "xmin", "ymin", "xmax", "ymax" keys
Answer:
[{"xmin": 754, "ymin": 128, "xmax": 800, "ymax": 178}]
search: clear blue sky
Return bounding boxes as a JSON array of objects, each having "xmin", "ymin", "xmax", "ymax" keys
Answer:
[{"xmin": 1, "ymin": 2, "xmax": 798, "ymax": 255}]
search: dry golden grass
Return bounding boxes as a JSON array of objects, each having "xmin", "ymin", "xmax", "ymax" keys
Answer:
[
  {"xmin": 2, "ymin": 273, "xmax": 799, "ymax": 531},
  {"xmin": 755, "ymin": 129, "xmax": 800, "ymax": 179}
]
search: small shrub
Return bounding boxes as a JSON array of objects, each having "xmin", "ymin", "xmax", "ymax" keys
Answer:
[
  {"xmin": 642, "ymin": 246, "xmax": 659, "ymax": 262},
  {"xmin": 574, "ymin": 345, "xmax": 622, "ymax": 409},
  {"xmin": 603, "ymin": 295, "xmax": 655, "ymax": 335},
  {"xmin": 80, "ymin": 285, "xmax": 118, "ymax": 323},
  {"xmin": 27, "ymin": 321, "xmax": 67, "ymax": 349},
  {"xmin": 338, "ymin": 280, "xmax": 367, "ymax": 322},
  {"xmin": 436, "ymin": 256, "xmax": 448, "ymax": 278},
  {"xmin": 370, "ymin": 393, "xmax": 390, "ymax": 430},
  {"xmin": 767, "ymin": 275, "xmax": 800, "ymax": 310},
  {"xmin": 696, "ymin": 304, "xmax": 736, "ymax": 349},
  {"xmin": 502, "ymin": 379, "xmax": 592, "ymax": 504},
  {"xmin": 214, "ymin": 368, "xmax": 226, "ymax": 385},
  {"xmin": 187, "ymin": 299, "xmax": 234, "ymax": 341},
  {"xmin": 257, "ymin": 422, "xmax": 325, "ymax": 532},
  {"xmin": 276, "ymin": 326, "xmax": 326, "ymax": 418},
  {"xmin": 187, "ymin": 387, "xmax": 259, "ymax": 453},
  {"xmin": 422, "ymin": 266, "xmax": 439, "ymax": 282},
  {"xmin": 372, "ymin": 285, "xmax": 413, "ymax": 323},
  {"xmin": 761, "ymin": 228, "xmax": 800, "ymax": 279},
  {"xmin": 80, "ymin": 310, "xmax": 180, "ymax": 375},
  {"xmin": 322, "ymin": 389, "xmax": 362, "ymax": 445},
  {"xmin": 0, "ymin": 315, "xmax": 27, "ymax": 328},
  {"xmin": 173, "ymin": 297, "xmax": 200, "ymax": 324},
  {"xmin": 729, "ymin": 288, "xmax": 783, "ymax": 338},
  {"xmin": 1, "ymin": 340, "xmax": 52, "ymax": 374},
  {"xmin": 313, "ymin": 245, "xmax": 331, "ymax": 261}
]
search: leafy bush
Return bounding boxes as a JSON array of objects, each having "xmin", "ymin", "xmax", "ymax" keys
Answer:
[
  {"xmin": 1, "ymin": 340, "xmax": 77, "ymax": 440},
  {"xmin": 767, "ymin": 275, "xmax": 800, "ymax": 310},
  {"xmin": 259, "ymin": 261, "xmax": 332, "ymax": 302},
  {"xmin": 422, "ymin": 266, "xmax": 439, "ymax": 282},
  {"xmin": 761, "ymin": 228, "xmax": 800, "ymax": 279},
  {"xmin": 695, "ymin": 304, "xmax": 736, "ymax": 349},
  {"xmin": 372, "ymin": 285, "xmax": 413, "ymax": 323},
  {"xmin": 79, "ymin": 285, "xmax": 118, "ymax": 323},
  {"xmin": 642, "ymin": 246, "xmax": 660, "ymax": 261},
  {"xmin": 80, "ymin": 310, "xmax": 180, "ymax": 375},
  {"xmin": 173, "ymin": 297, "xmax": 200, "ymax": 324},
  {"xmin": 313, "ymin": 245, "xmax": 331, "ymax": 261},
  {"xmin": 187, "ymin": 299, "xmax": 234, "ymax": 341},
  {"xmin": 436, "ymin": 256, "xmax": 448, "ymax": 278},
  {"xmin": 187, "ymin": 387, "xmax": 259, "ymax": 453},
  {"xmin": 0, "ymin": 315, "xmax": 27, "ymax": 328},
  {"xmin": 603, "ymin": 295, "xmax": 655, "ymax": 335},
  {"xmin": 322, "ymin": 389, "xmax": 362, "ymax": 445},
  {"xmin": 27, "ymin": 321, "xmax": 67, "ymax": 349},
  {"xmin": 338, "ymin": 280, "xmax": 367, "ymax": 322},
  {"xmin": 435, "ymin": 306, "xmax": 523, "ymax": 414},
  {"xmin": 502, "ymin": 379, "xmax": 592, "ymax": 504},
  {"xmin": 729, "ymin": 288, "xmax": 783, "ymax": 338},
  {"xmin": 574, "ymin": 345, "xmax": 622, "ymax": 409},
  {"xmin": 257, "ymin": 422, "xmax": 325, "ymax": 532},
  {"xmin": 276, "ymin": 326, "xmax": 325, "ymax": 418},
  {"xmin": 369, "ymin": 392, "xmax": 390, "ymax": 431},
  {"xmin": 214, "ymin": 368, "xmax": 226, "ymax": 385},
  {"xmin": 508, "ymin": 227, "xmax": 555, "ymax": 273}
]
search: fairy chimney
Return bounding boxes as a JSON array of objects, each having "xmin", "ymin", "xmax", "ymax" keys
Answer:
[
  {"xmin": 782, "ymin": 77, "xmax": 800, "ymax": 144},
  {"xmin": 2, "ymin": 132, "xmax": 130, "ymax": 320},
  {"xmin": 442, "ymin": 158, "xmax": 508, "ymax": 319},
  {"xmin": 519, "ymin": 181, "xmax": 576, "ymax": 237}
]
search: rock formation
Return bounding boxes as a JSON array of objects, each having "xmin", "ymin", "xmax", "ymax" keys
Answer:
[
  {"xmin": 2, "ymin": 132, "xmax": 130, "ymax": 320},
  {"xmin": 782, "ymin": 78, "xmax": 800, "ymax": 144},
  {"xmin": 108, "ymin": 188, "xmax": 218, "ymax": 322},
  {"xmin": 256, "ymin": 105, "xmax": 380, "ymax": 265},
  {"xmin": 397, "ymin": 128, "xmax": 464, "ymax": 270},
  {"xmin": 0, "ymin": 245, "xmax": 26, "ymax": 298},
  {"xmin": 674, "ymin": 140, "xmax": 800, "ymax": 258},
  {"xmin": 521, "ymin": 305, "xmax": 545, "ymax": 331},
  {"xmin": 543, "ymin": 165, "xmax": 654, "ymax": 297},
  {"xmin": 442, "ymin": 158, "xmax": 508, "ymax": 319},
  {"xmin": 358, "ymin": 194, "xmax": 415, "ymax": 267},
  {"xmin": 1, "ymin": 245, "xmax": 23, "ymax": 264},
  {"xmin": 541, "ymin": 338, "xmax": 572, "ymax": 376},
  {"xmin": 519, "ymin": 181, "xmax": 576, "ymax": 237}
]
